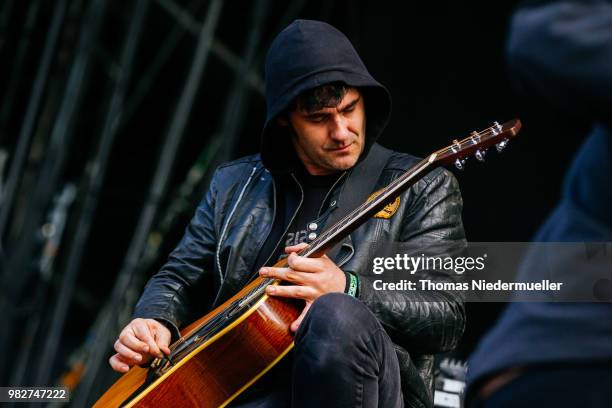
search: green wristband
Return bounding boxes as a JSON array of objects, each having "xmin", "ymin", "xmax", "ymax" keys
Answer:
[{"xmin": 344, "ymin": 271, "xmax": 359, "ymax": 297}]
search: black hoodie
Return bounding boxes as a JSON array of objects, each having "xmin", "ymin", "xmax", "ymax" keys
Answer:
[{"xmin": 261, "ymin": 19, "xmax": 392, "ymax": 173}]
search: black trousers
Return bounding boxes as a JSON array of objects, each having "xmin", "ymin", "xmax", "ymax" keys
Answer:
[{"xmin": 230, "ymin": 293, "xmax": 404, "ymax": 408}]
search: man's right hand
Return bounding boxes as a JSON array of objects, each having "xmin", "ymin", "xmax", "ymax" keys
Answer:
[{"xmin": 109, "ymin": 318, "xmax": 172, "ymax": 373}]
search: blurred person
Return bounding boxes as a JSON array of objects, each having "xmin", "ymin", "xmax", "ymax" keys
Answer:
[
  {"xmin": 467, "ymin": 0, "xmax": 612, "ymax": 406},
  {"xmin": 108, "ymin": 20, "xmax": 466, "ymax": 407}
]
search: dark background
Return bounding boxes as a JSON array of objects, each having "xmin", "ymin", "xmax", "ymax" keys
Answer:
[{"xmin": 0, "ymin": 0, "xmax": 585, "ymax": 403}]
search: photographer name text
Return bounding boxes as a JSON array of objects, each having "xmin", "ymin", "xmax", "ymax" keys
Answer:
[{"xmin": 372, "ymin": 279, "xmax": 564, "ymax": 291}]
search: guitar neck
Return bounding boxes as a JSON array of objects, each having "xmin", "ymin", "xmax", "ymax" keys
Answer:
[{"xmin": 301, "ymin": 154, "xmax": 437, "ymax": 258}]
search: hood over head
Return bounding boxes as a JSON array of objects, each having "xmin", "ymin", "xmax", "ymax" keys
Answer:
[{"xmin": 261, "ymin": 19, "xmax": 392, "ymax": 173}]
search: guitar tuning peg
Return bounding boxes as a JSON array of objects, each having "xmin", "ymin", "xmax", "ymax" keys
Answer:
[
  {"xmin": 492, "ymin": 121, "xmax": 502, "ymax": 135},
  {"xmin": 496, "ymin": 138, "xmax": 510, "ymax": 152},
  {"xmin": 470, "ymin": 131, "xmax": 480, "ymax": 144},
  {"xmin": 451, "ymin": 139, "xmax": 461, "ymax": 154},
  {"xmin": 454, "ymin": 158, "xmax": 466, "ymax": 170},
  {"xmin": 475, "ymin": 148, "xmax": 486, "ymax": 162}
]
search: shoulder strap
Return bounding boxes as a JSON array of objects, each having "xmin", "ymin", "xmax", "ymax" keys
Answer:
[{"xmin": 326, "ymin": 143, "xmax": 393, "ymax": 260}]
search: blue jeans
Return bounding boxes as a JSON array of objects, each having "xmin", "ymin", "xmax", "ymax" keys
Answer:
[{"xmin": 230, "ymin": 293, "xmax": 404, "ymax": 407}]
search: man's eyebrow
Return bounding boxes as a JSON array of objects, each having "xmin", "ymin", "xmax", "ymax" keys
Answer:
[{"xmin": 341, "ymin": 96, "xmax": 360, "ymax": 111}]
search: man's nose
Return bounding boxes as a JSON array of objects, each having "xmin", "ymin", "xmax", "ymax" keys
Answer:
[{"xmin": 328, "ymin": 114, "xmax": 351, "ymax": 142}]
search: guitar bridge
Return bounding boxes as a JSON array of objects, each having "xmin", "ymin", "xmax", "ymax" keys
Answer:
[{"xmin": 150, "ymin": 355, "xmax": 175, "ymax": 377}]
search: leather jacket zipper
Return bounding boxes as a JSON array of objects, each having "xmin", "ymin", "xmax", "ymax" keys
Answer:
[
  {"xmin": 255, "ymin": 173, "xmax": 277, "ymax": 267},
  {"xmin": 215, "ymin": 166, "xmax": 258, "ymax": 288},
  {"xmin": 258, "ymin": 172, "xmax": 304, "ymax": 270}
]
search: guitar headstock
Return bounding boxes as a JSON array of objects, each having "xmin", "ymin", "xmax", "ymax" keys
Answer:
[{"xmin": 432, "ymin": 119, "xmax": 522, "ymax": 170}]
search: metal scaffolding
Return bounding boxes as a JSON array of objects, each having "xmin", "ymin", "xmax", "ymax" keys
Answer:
[{"xmin": 0, "ymin": 0, "xmax": 318, "ymax": 404}]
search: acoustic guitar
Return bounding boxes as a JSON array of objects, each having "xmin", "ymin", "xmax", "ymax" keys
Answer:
[{"xmin": 94, "ymin": 119, "xmax": 522, "ymax": 407}]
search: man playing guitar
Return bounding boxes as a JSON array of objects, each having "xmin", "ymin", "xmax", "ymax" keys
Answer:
[{"xmin": 109, "ymin": 19, "xmax": 466, "ymax": 407}]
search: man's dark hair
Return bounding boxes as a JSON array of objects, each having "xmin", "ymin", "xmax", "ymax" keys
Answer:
[{"xmin": 291, "ymin": 81, "xmax": 349, "ymax": 113}]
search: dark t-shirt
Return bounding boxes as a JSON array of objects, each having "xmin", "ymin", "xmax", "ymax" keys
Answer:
[
  {"xmin": 253, "ymin": 167, "xmax": 343, "ymax": 270},
  {"xmin": 282, "ymin": 169, "xmax": 342, "ymax": 248}
]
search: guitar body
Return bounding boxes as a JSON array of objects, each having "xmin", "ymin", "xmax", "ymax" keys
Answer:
[{"xmin": 93, "ymin": 276, "xmax": 301, "ymax": 407}]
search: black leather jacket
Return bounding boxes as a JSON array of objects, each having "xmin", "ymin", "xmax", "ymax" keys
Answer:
[{"xmin": 133, "ymin": 145, "xmax": 467, "ymax": 408}]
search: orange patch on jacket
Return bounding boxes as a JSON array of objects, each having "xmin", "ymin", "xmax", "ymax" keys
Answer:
[{"xmin": 366, "ymin": 190, "xmax": 400, "ymax": 219}]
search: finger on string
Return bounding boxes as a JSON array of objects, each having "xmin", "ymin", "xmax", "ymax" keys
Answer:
[
  {"xmin": 133, "ymin": 322, "xmax": 163, "ymax": 358},
  {"xmin": 265, "ymin": 284, "xmax": 316, "ymax": 300},
  {"xmin": 260, "ymin": 266, "xmax": 313, "ymax": 284},
  {"xmin": 152, "ymin": 323, "xmax": 172, "ymax": 355},
  {"xmin": 287, "ymin": 252, "xmax": 325, "ymax": 273},
  {"xmin": 285, "ymin": 242, "xmax": 309, "ymax": 254}
]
